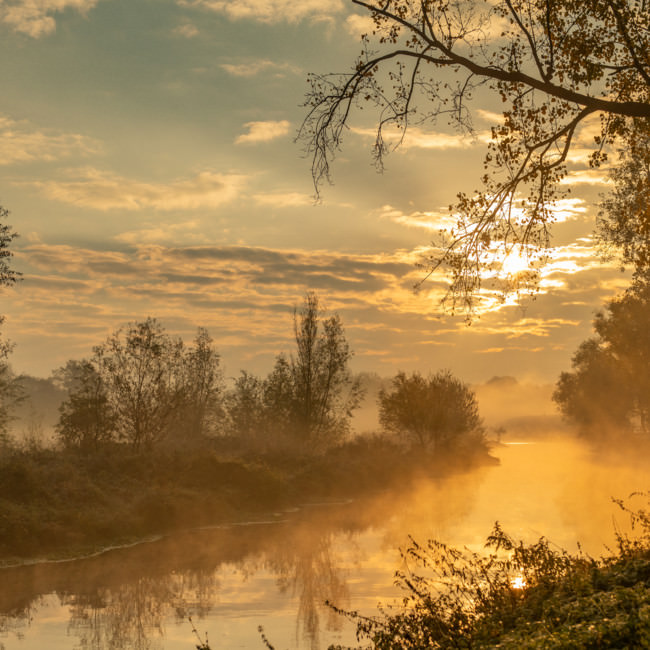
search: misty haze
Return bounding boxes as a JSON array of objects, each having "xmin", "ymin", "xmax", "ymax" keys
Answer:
[{"xmin": 0, "ymin": 0, "xmax": 649, "ymax": 648}]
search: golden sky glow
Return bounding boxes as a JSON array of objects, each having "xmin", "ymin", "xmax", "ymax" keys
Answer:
[{"xmin": 0, "ymin": 0, "xmax": 630, "ymax": 383}]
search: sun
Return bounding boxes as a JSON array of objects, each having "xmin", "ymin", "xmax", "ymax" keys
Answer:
[{"xmin": 500, "ymin": 252, "xmax": 535, "ymax": 276}]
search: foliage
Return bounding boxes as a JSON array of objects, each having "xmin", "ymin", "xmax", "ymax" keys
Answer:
[
  {"xmin": 553, "ymin": 280, "xmax": 650, "ymax": 439},
  {"xmin": 55, "ymin": 360, "xmax": 116, "ymax": 449},
  {"xmin": 0, "ymin": 207, "xmax": 20, "ymax": 291},
  {"xmin": 0, "ymin": 207, "xmax": 21, "ymax": 437},
  {"xmin": 225, "ymin": 370, "xmax": 266, "ymax": 442},
  {"xmin": 225, "ymin": 293, "xmax": 363, "ymax": 450},
  {"xmin": 301, "ymin": 0, "xmax": 650, "ymax": 313},
  {"xmin": 288, "ymin": 292, "xmax": 363, "ymax": 445},
  {"xmin": 329, "ymin": 495, "xmax": 650, "ymax": 649},
  {"xmin": 56, "ymin": 320, "xmax": 224, "ymax": 450},
  {"xmin": 0, "ymin": 424, "xmax": 493, "ymax": 561},
  {"xmin": 598, "ymin": 125, "xmax": 650, "ymax": 277},
  {"xmin": 379, "ymin": 370, "xmax": 484, "ymax": 452},
  {"xmin": 0, "ymin": 440, "xmax": 286, "ymax": 559},
  {"xmin": 174, "ymin": 328, "xmax": 224, "ymax": 440},
  {"xmin": 94, "ymin": 318, "xmax": 186, "ymax": 448}
]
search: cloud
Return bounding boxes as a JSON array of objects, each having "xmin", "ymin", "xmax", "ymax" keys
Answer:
[
  {"xmin": 253, "ymin": 192, "xmax": 313, "ymax": 207},
  {"xmin": 0, "ymin": 115, "xmax": 99, "ymax": 164},
  {"xmin": 379, "ymin": 205, "xmax": 457, "ymax": 231},
  {"xmin": 1, "ymin": 0, "xmax": 100, "ymax": 38},
  {"xmin": 344, "ymin": 13, "xmax": 374, "ymax": 36},
  {"xmin": 173, "ymin": 22, "xmax": 199, "ymax": 38},
  {"xmin": 235, "ymin": 120, "xmax": 291, "ymax": 145},
  {"xmin": 7, "ymin": 236, "xmax": 623, "ymax": 382},
  {"xmin": 351, "ymin": 125, "xmax": 490, "ymax": 151},
  {"xmin": 116, "ymin": 220, "xmax": 211, "ymax": 245},
  {"xmin": 178, "ymin": 0, "xmax": 345, "ymax": 24},
  {"xmin": 18, "ymin": 243, "xmax": 419, "ymax": 313},
  {"xmin": 560, "ymin": 169, "xmax": 612, "ymax": 186},
  {"xmin": 220, "ymin": 59, "xmax": 300, "ymax": 77},
  {"xmin": 381, "ymin": 197, "xmax": 586, "ymax": 240},
  {"xmin": 28, "ymin": 168, "xmax": 247, "ymax": 211},
  {"xmin": 476, "ymin": 109, "xmax": 505, "ymax": 124}
]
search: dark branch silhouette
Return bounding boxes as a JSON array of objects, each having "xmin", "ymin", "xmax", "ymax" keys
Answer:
[{"xmin": 300, "ymin": 0, "xmax": 650, "ymax": 313}]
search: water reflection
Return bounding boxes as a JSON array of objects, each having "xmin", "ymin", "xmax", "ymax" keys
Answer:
[
  {"xmin": 0, "ymin": 462, "xmax": 489, "ymax": 650},
  {"xmin": 267, "ymin": 529, "xmax": 350, "ymax": 648},
  {"xmin": 4, "ymin": 439, "xmax": 642, "ymax": 649}
]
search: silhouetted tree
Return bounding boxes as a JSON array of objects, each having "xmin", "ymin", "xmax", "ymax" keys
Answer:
[
  {"xmin": 598, "ymin": 128, "xmax": 650, "ymax": 278},
  {"xmin": 0, "ymin": 354, "xmax": 23, "ymax": 443},
  {"xmin": 301, "ymin": 0, "xmax": 650, "ymax": 312},
  {"xmin": 379, "ymin": 370, "xmax": 484, "ymax": 452},
  {"xmin": 94, "ymin": 318, "xmax": 185, "ymax": 449},
  {"xmin": 554, "ymin": 280, "xmax": 650, "ymax": 438},
  {"xmin": 291, "ymin": 292, "xmax": 363, "ymax": 443},
  {"xmin": 274, "ymin": 293, "xmax": 363, "ymax": 447},
  {"xmin": 225, "ymin": 371, "xmax": 265, "ymax": 442},
  {"xmin": 175, "ymin": 328, "xmax": 224, "ymax": 439},
  {"xmin": 0, "ymin": 207, "xmax": 21, "ymax": 439},
  {"xmin": 55, "ymin": 321, "xmax": 225, "ymax": 450},
  {"xmin": 226, "ymin": 294, "xmax": 363, "ymax": 449},
  {"xmin": 263, "ymin": 354, "xmax": 296, "ymax": 438},
  {"xmin": 0, "ymin": 208, "xmax": 19, "ymax": 290},
  {"xmin": 56, "ymin": 360, "xmax": 116, "ymax": 449}
]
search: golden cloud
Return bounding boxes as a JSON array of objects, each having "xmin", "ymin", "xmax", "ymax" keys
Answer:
[
  {"xmin": 28, "ymin": 168, "xmax": 247, "ymax": 211},
  {"xmin": 235, "ymin": 120, "xmax": 291, "ymax": 145},
  {"xmin": 178, "ymin": 0, "xmax": 345, "ymax": 23},
  {"xmin": 1, "ymin": 0, "xmax": 100, "ymax": 38},
  {"xmin": 220, "ymin": 60, "xmax": 300, "ymax": 77},
  {"xmin": 351, "ymin": 125, "xmax": 490, "ymax": 151},
  {"xmin": 0, "ymin": 115, "xmax": 99, "ymax": 164}
]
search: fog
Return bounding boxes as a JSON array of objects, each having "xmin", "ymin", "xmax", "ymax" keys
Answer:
[{"xmin": 2, "ymin": 429, "xmax": 648, "ymax": 649}]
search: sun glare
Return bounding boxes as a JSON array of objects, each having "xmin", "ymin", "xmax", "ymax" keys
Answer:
[
  {"xmin": 510, "ymin": 575, "xmax": 527, "ymax": 590},
  {"xmin": 500, "ymin": 252, "xmax": 534, "ymax": 276}
]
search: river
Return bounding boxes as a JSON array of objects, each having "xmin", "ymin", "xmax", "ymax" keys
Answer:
[{"xmin": 1, "ymin": 437, "xmax": 648, "ymax": 649}]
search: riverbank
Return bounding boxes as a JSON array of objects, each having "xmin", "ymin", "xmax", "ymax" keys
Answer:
[
  {"xmin": 334, "ymin": 493, "xmax": 650, "ymax": 649},
  {"xmin": 0, "ymin": 434, "xmax": 496, "ymax": 564}
]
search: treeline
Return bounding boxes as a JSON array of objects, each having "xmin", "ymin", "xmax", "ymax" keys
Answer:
[
  {"xmin": 49, "ymin": 292, "xmax": 364, "ymax": 453},
  {"xmin": 553, "ymin": 278, "xmax": 650, "ymax": 443},
  {"xmin": 3, "ymin": 292, "xmax": 487, "ymax": 459},
  {"xmin": 552, "ymin": 129, "xmax": 650, "ymax": 446},
  {"xmin": 0, "ymin": 292, "xmax": 491, "ymax": 560}
]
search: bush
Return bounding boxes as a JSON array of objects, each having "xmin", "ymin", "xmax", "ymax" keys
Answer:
[
  {"xmin": 379, "ymin": 370, "xmax": 485, "ymax": 453},
  {"xmin": 330, "ymin": 495, "xmax": 650, "ymax": 649}
]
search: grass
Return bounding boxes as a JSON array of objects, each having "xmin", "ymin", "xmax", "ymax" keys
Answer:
[{"xmin": 0, "ymin": 433, "xmax": 493, "ymax": 563}]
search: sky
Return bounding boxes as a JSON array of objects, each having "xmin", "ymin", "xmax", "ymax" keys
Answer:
[{"xmin": 0, "ymin": 0, "xmax": 631, "ymax": 383}]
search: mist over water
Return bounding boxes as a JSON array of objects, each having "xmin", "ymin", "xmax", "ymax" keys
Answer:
[{"xmin": 1, "ymin": 431, "xmax": 647, "ymax": 650}]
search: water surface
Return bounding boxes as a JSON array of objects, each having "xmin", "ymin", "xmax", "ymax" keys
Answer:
[{"xmin": 1, "ymin": 437, "xmax": 647, "ymax": 649}]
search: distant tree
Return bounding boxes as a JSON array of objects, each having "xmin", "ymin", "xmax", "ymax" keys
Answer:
[
  {"xmin": 379, "ymin": 370, "xmax": 484, "ymax": 452},
  {"xmin": 0, "ymin": 351, "xmax": 24, "ymax": 443},
  {"xmin": 291, "ymin": 292, "xmax": 363, "ymax": 443},
  {"xmin": 12, "ymin": 374, "xmax": 66, "ymax": 435},
  {"xmin": 262, "ymin": 354, "xmax": 296, "ymax": 436},
  {"xmin": 55, "ymin": 321, "xmax": 225, "ymax": 450},
  {"xmin": 94, "ymin": 318, "xmax": 185, "ymax": 449},
  {"xmin": 554, "ymin": 280, "xmax": 650, "ymax": 439},
  {"xmin": 225, "ymin": 371, "xmax": 266, "ymax": 441},
  {"xmin": 176, "ymin": 328, "xmax": 224, "ymax": 439},
  {"xmin": 275, "ymin": 293, "xmax": 364, "ymax": 447},
  {"xmin": 302, "ymin": 0, "xmax": 650, "ymax": 312},
  {"xmin": 0, "ymin": 208, "xmax": 19, "ymax": 290},
  {"xmin": 0, "ymin": 207, "xmax": 21, "ymax": 439},
  {"xmin": 55, "ymin": 360, "xmax": 116, "ymax": 449}
]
